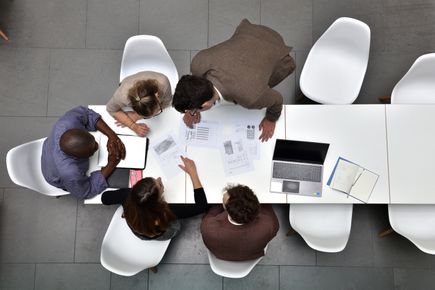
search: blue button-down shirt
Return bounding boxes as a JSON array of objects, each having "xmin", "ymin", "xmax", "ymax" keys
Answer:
[{"xmin": 41, "ymin": 106, "xmax": 108, "ymax": 199}]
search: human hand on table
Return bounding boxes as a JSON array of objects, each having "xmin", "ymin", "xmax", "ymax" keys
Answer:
[
  {"xmin": 131, "ymin": 123, "xmax": 150, "ymax": 137},
  {"xmin": 259, "ymin": 117, "xmax": 276, "ymax": 142},
  {"xmin": 183, "ymin": 112, "xmax": 201, "ymax": 128},
  {"xmin": 107, "ymin": 135, "xmax": 126, "ymax": 160}
]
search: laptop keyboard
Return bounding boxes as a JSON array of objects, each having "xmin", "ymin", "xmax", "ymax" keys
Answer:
[{"xmin": 273, "ymin": 162, "xmax": 322, "ymax": 182}]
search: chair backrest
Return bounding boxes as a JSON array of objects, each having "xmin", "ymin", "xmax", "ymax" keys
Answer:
[
  {"xmin": 391, "ymin": 53, "xmax": 435, "ymax": 104},
  {"xmin": 300, "ymin": 17, "xmax": 370, "ymax": 104},
  {"xmin": 6, "ymin": 138, "xmax": 68, "ymax": 197},
  {"xmin": 119, "ymin": 35, "xmax": 179, "ymax": 94},
  {"xmin": 388, "ymin": 204, "xmax": 435, "ymax": 255},
  {"xmin": 100, "ymin": 206, "xmax": 171, "ymax": 276},
  {"xmin": 206, "ymin": 245, "xmax": 267, "ymax": 278},
  {"xmin": 289, "ymin": 204, "xmax": 353, "ymax": 252}
]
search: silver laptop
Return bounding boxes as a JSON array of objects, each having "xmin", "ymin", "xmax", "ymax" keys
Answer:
[{"xmin": 270, "ymin": 139, "xmax": 329, "ymax": 197}]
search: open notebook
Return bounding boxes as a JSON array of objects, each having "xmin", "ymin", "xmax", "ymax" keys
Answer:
[
  {"xmin": 98, "ymin": 135, "xmax": 148, "ymax": 169},
  {"xmin": 327, "ymin": 157, "xmax": 379, "ymax": 203}
]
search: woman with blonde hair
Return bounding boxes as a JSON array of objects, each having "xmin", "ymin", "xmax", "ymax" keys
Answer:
[
  {"xmin": 106, "ymin": 71, "xmax": 172, "ymax": 137},
  {"xmin": 101, "ymin": 156, "xmax": 208, "ymax": 240}
]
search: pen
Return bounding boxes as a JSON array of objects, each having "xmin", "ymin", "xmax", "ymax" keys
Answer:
[{"xmin": 348, "ymin": 170, "xmax": 364, "ymax": 198}]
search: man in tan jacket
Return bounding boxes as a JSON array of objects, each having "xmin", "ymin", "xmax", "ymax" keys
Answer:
[{"xmin": 172, "ymin": 19, "xmax": 295, "ymax": 142}]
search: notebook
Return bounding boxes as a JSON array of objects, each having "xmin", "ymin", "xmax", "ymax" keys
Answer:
[{"xmin": 98, "ymin": 135, "xmax": 148, "ymax": 169}]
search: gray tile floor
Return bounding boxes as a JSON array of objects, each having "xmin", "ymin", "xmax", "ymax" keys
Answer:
[{"xmin": 1, "ymin": 0, "xmax": 435, "ymax": 289}]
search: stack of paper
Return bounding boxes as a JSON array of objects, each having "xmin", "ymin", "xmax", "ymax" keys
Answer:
[{"xmin": 328, "ymin": 157, "xmax": 379, "ymax": 203}]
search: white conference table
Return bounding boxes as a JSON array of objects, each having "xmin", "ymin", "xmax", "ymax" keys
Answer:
[
  {"xmin": 386, "ymin": 105, "xmax": 435, "ymax": 204},
  {"xmin": 85, "ymin": 104, "xmax": 435, "ymax": 205}
]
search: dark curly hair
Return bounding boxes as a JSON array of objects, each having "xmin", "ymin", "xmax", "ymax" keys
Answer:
[
  {"xmin": 172, "ymin": 75, "xmax": 214, "ymax": 113},
  {"xmin": 224, "ymin": 184, "xmax": 260, "ymax": 224}
]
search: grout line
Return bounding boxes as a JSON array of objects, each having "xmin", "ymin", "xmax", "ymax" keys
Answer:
[
  {"xmin": 137, "ymin": 0, "xmax": 141, "ymax": 34},
  {"xmin": 84, "ymin": 0, "xmax": 89, "ymax": 48},
  {"xmin": 33, "ymin": 263, "xmax": 37, "ymax": 290},
  {"xmin": 384, "ymin": 105, "xmax": 392, "ymax": 205},
  {"xmin": 147, "ymin": 267, "xmax": 150, "ymax": 290},
  {"xmin": 73, "ymin": 199, "xmax": 79, "ymax": 262},
  {"xmin": 207, "ymin": 0, "xmax": 210, "ymax": 48},
  {"xmin": 46, "ymin": 49, "xmax": 51, "ymax": 117},
  {"xmin": 259, "ymin": 0, "xmax": 262, "ymax": 24}
]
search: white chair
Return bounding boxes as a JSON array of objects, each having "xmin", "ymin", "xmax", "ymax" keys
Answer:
[
  {"xmin": 385, "ymin": 53, "xmax": 435, "ymax": 255},
  {"xmin": 6, "ymin": 138, "xmax": 69, "ymax": 197},
  {"xmin": 100, "ymin": 206, "xmax": 171, "ymax": 276},
  {"xmin": 206, "ymin": 245, "xmax": 268, "ymax": 278},
  {"xmin": 391, "ymin": 53, "xmax": 435, "ymax": 104},
  {"xmin": 289, "ymin": 204, "xmax": 353, "ymax": 252},
  {"xmin": 120, "ymin": 35, "xmax": 179, "ymax": 94},
  {"xmin": 299, "ymin": 17, "xmax": 370, "ymax": 104}
]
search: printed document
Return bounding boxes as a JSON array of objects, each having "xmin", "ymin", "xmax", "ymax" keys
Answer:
[
  {"xmin": 150, "ymin": 133, "xmax": 183, "ymax": 178},
  {"xmin": 179, "ymin": 120, "xmax": 221, "ymax": 147},
  {"xmin": 234, "ymin": 123, "xmax": 260, "ymax": 160},
  {"xmin": 220, "ymin": 134, "xmax": 254, "ymax": 176}
]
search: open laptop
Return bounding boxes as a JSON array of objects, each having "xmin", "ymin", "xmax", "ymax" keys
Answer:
[{"xmin": 270, "ymin": 139, "xmax": 329, "ymax": 197}]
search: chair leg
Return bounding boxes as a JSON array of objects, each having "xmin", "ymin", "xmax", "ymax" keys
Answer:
[
  {"xmin": 379, "ymin": 227, "xmax": 394, "ymax": 238},
  {"xmin": 378, "ymin": 96, "xmax": 391, "ymax": 104},
  {"xmin": 286, "ymin": 227, "xmax": 297, "ymax": 236},
  {"xmin": 149, "ymin": 266, "xmax": 158, "ymax": 273},
  {"xmin": 0, "ymin": 30, "xmax": 9, "ymax": 41}
]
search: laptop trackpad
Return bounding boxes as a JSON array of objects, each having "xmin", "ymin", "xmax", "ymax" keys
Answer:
[{"xmin": 282, "ymin": 180, "xmax": 300, "ymax": 193}]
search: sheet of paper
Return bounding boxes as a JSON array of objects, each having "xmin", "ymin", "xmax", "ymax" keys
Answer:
[
  {"xmin": 234, "ymin": 123, "xmax": 260, "ymax": 160},
  {"xmin": 150, "ymin": 133, "xmax": 183, "ymax": 178},
  {"xmin": 179, "ymin": 120, "xmax": 221, "ymax": 147},
  {"xmin": 220, "ymin": 134, "xmax": 254, "ymax": 176},
  {"xmin": 98, "ymin": 135, "xmax": 147, "ymax": 169},
  {"xmin": 350, "ymin": 170, "xmax": 379, "ymax": 203},
  {"xmin": 331, "ymin": 159, "xmax": 364, "ymax": 193}
]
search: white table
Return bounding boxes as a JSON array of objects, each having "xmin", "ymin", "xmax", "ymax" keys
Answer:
[
  {"xmin": 87, "ymin": 104, "xmax": 393, "ymax": 204},
  {"xmin": 386, "ymin": 105, "xmax": 435, "ymax": 204},
  {"xmin": 285, "ymin": 105, "xmax": 390, "ymax": 204}
]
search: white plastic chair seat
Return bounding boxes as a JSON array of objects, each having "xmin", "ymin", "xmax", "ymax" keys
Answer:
[
  {"xmin": 289, "ymin": 204, "xmax": 353, "ymax": 252},
  {"xmin": 206, "ymin": 245, "xmax": 267, "ymax": 279},
  {"xmin": 300, "ymin": 17, "xmax": 370, "ymax": 104},
  {"xmin": 6, "ymin": 138, "xmax": 69, "ymax": 197},
  {"xmin": 388, "ymin": 205, "xmax": 435, "ymax": 254},
  {"xmin": 100, "ymin": 206, "xmax": 171, "ymax": 276},
  {"xmin": 120, "ymin": 35, "xmax": 179, "ymax": 94},
  {"xmin": 391, "ymin": 53, "xmax": 435, "ymax": 104}
]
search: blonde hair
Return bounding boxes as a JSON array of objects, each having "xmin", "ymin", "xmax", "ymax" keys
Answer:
[{"xmin": 128, "ymin": 79, "xmax": 160, "ymax": 117}]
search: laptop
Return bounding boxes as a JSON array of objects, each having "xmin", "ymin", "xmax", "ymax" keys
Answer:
[{"xmin": 270, "ymin": 139, "xmax": 329, "ymax": 197}]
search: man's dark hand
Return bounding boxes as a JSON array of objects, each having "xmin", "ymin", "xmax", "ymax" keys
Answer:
[
  {"xmin": 259, "ymin": 117, "xmax": 276, "ymax": 142},
  {"xmin": 107, "ymin": 135, "xmax": 126, "ymax": 160}
]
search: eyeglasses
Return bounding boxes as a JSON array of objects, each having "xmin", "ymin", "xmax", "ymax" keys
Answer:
[{"xmin": 186, "ymin": 109, "xmax": 200, "ymax": 117}]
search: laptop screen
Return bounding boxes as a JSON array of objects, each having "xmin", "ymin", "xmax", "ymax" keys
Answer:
[{"xmin": 273, "ymin": 139, "xmax": 329, "ymax": 164}]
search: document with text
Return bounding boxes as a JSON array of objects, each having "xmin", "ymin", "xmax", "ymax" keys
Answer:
[
  {"xmin": 220, "ymin": 134, "xmax": 254, "ymax": 176},
  {"xmin": 179, "ymin": 120, "xmax": 221, "ymax": 147}
]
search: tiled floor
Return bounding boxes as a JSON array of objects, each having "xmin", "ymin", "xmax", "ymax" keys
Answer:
[{"xmin": 1, "ymin": 0, "xmax": 435, "ymax": 289}]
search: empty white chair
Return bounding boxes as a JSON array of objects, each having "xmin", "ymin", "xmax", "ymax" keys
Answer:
[
  {"xmin": 289, "ymin": 204, "xmax": 353, "ymax": 252},
  {"xmin": 388, "ymin": 205, "xmax": 435, "ymax": 254},
  {"xmin": 386, "ymin": 53, "xmax": 435, "ymax": 255},
  {"xmin": 391, "ymin": 53, "xmax": 435, "ymax": 104},
  {"xmin": 6, "ymin": 138, "xmax": 69, "ymax": 197},
  {"xmin": 120, "ymin": 35, "xmax": 179, "ymax": 94},
  {"xmin": 100, "ymin": 206, "xmax": 171, "ymax": 276},
  {"xmin": 206, "ymin": 245, "xmax": 268, "ymax": 278},
  {"xmin": 300, "ymin": 17, "xmax": 370, "ymax": 104}
]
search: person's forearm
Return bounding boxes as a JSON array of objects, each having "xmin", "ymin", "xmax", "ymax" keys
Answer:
[
  {"xmin": 95, "ymin": 118, "xmax": 117, "ymax": 138},
  {"xmin": 113, "ymin": 111, "xmax": 136, "ymax": 129},
  {"xmin": 189, "ymin": 172, "xmax": 202, "ymax": 189},
  {"xmin": 100, "ymin": 161, "xmax": 117, "ymax": 178}
]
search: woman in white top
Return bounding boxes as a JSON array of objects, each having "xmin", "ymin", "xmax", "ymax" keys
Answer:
[{"xmin": 106, "ymin": 71, "xmax": 172, "ymax": 137}]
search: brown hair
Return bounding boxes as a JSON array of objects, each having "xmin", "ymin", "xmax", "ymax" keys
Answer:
[
  {"xmin": 224, "ymin": 184, "xmax": 260, "ymax": 224},
  {"xmin": 123, "ymin": 177, "xmax": 176, "ymax": 238},
  {"xmin": 127, "ymin": 79, "xmax": 160, "ymax": 117}
]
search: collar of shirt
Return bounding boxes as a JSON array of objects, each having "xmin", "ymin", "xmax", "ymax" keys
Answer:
[{"xmin": 227, "ymin": 214, "xmax": 243, "ymax": 226}]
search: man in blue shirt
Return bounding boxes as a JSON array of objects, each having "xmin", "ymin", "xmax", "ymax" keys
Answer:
[{"xmin": 41, "ymin": 106, "xmax": 126, "ymax": 199}]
